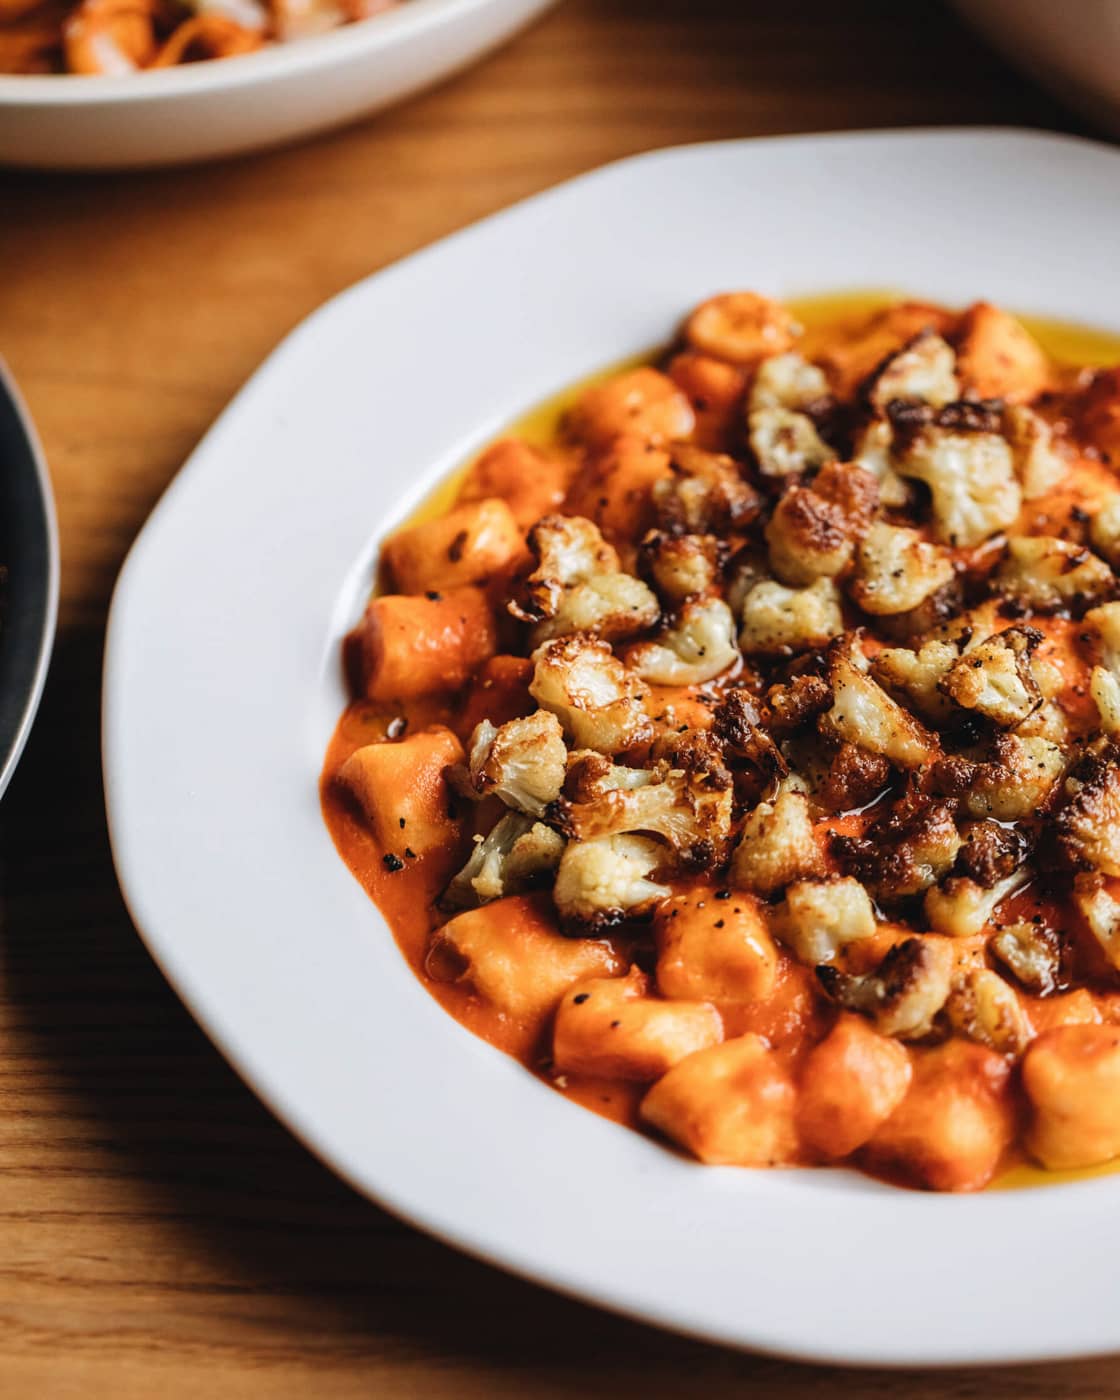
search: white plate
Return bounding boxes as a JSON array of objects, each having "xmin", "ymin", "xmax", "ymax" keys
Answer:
[
  {"xmin": 104, "ymin": 128, "xmax": 1120, "ymax": 1367},
  {"xmin": 0, "ymin": 0, "xmax": 553, "ymax": 170}
]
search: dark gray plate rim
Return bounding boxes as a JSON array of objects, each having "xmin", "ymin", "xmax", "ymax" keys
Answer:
[{"xmin": 0, "ymin": 359, "xmax": 59, "ymax": 800}]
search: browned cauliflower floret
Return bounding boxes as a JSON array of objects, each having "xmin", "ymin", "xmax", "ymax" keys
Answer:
[
  {"xmin": 563, "ymin": 750, "xmax": 655, "ymax": 802},
  {"xmin": 765, "ymin": 483, "xmax": 852, "ymax": 586},
  {"xmin": 832, "ymin": 794, "xmax": 961, "ymax": 902},
  {"xmin": 990, "ymin": 920, "xmax": 1064, "ymax": 997},
  {"xmin": 817, "ymin": 936, "xmax": 954, "ymax": 1040},
  {"xmin": 945, "ymin": 968, "xmax": 1032, "ymax": 1056},
  {"xmin": 863, "ymin": 330, "xmax": 959, "ymax": 410},
  {"xmin": 1051, "ymin": 749, "xmax": 1120, "ymax": 876},
  {"xmin": 1004, "ymin": 404, "xmax": 1067, "ymax": 500},
  {"xmin": 870, "ymin": 638, "xmax": 959, "ymax": 724},
  {"xmin": 1072, "ymin": 873, "xmax": 1120, "ymax": 973},
  {"xmin": 639, "ymin": 529, "xmax": 723, "ymax": 603},
  {"xmin": 923, "ymin": 867, "xmax": 1031, "ymax": 939},
  {"xmin": 458, "ymin": 710, "xmax": 568, "ymax": 816},
  {"xmin": 739, "ymin": 576, "xmax": 844, "ymax": 656},
  {"xmin": 820, "ymin": 642, "xmax": 939, "ymax": 769},
  {"xmin": 684, "ymin": 292, "xmax": 800, "ymax": 365},
  {"xmin": 749, "ymin": 407, "xmax": 834, "ymax": 479},
  {"xmin": 553, "ymin": 833, "xmax": 670, "ymax": 932},
  {"xmin": 940, "ymin": 625, "xmax": 1044, "ymax": 728},
  {"xmin": 1084, "ymin": 603, "xmax": 1120, "ymax": 737},
  {"xmin": 769, "ymin": 876, "xmax": 877, "ymax": 965},
  {"xmin": 1091, "ymin": 497, "xmax": 1120, "ymax": 569},
  {"xmin": 711, "ymin": 688, "xmax": 789, "ymax": 784},
  {"xmin": 849, "ymin": 521, "xmax": 954, "ymax": 616},
  {"xmin": 652, "ymin": 445, "xmax": 761, "ymax": 534},
  {"xmin": 896, "ymin": 426, "xmax": 1020, "ymax": 547},
  {"xmin": 852, "ymin": 416, "xmax": 911, "ymax": 508},
  {"xmin": 729, "ymin": 790, "xmax": 824, "ymax": 895},
  {"xmin": 513, "ymin": 514, "xmax": 660, "ymax": 644},
  {"xmin": 554, "ymin": 744, "xmax": 734, "ymax": 870},
  {"xmin": 956, "ymin": 819, "xmax": 1028, "ymax": 888},
  {"xmin": 930, "ymin": 733, "xmax": 1066, "ymax": 821},
  {"xmin": 530, "ymin": 635, "xmax": 652, "ymax": 753},
  {"xmin": 749, "ymin": 350, "xmax": 827, "ymax": 410},
  {"xmin": 628, "ymin": 596, "xmax": 738, "ymax": 685},
  {"xmin": 995, "ymin": 536, "xmax": 1115, "ymax": 614},
  {"xmin": 442, "ymin": 812, "xmax": 566, "ymax": 908}
]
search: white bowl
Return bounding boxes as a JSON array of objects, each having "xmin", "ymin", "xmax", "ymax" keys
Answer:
[
  {"xmin": 103, "ymin": 129, "xmax": 1120, "ymax": 1366},
  {"xmin": 0, "ymin": 0, "xmax": 553, "ymax": 170},
  {"xmin": 954, "ymin": 0, "xmax": 1120, "ymax": 136}
]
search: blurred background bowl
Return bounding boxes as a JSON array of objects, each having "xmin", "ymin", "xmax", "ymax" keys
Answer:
[
  {"xmin": 0, "ymin": 0, "xmax": 555, "ymax": 170},
  {"xmin": 953, "ymin": 0, "xmax": 1120, "ymax": 136}
]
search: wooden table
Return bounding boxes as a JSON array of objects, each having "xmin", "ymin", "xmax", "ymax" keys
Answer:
[{"xmin": 0, "ymin": 1, "xmax": 1111, "ymax": 1393}]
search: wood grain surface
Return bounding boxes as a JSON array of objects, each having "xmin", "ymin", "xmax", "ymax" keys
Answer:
[{"xmin": 0, "ymin": 1, "xmax": 1112, "ymax": 1393}]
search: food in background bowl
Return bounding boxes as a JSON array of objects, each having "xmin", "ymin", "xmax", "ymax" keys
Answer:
[
  {"xmin": 323, "ymin": 290, "xmax": 1120, "ymax": 1193},
  {"xmin": 0, "ymin": 0, "xmax": 402, "ymax": 73}
]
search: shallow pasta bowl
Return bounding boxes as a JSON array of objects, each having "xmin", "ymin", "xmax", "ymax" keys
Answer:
[
  {"xmin": 103, "ymin": 128, "xmax": 1120, "ymax": 1366},
  {"xmin": 0, "ymin": 0, "xmax": 554, "ymax": 170}
]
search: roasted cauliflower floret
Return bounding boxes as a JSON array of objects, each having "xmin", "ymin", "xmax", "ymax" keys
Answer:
[
  {"xmin": 553, "ymin": 833, "xmax": 670, "ymax": 932},
  {"xmin": 849, "ymin": 521, "xmax": 955, "ymax": 616},
  {"xmin": 990, "ymin": 920, "xmax": 1064, "ymax": 997},
  {"xmin": 442, "ymin": 812, "xmax": 565, "ymax": 908},
  {"xmin": 769, "ymin": 876, "xmax": 877, "ymax": 965},
  {"xmin": 562, "ymin": 751, "xmax": 655, "ymax": 802},
  {"xmin": 995, "ymin": 535, "xmax": 1115, "ymax": 614},
  {"xmin": 750, "ymin": 349, "xmax": 828, "ymax": 410},
  {"xmin": 651, "ymin": 444, "xmax": 761, "ymax": 535},
  {"xmin": 514, "ymin": 513, "xmax": 660, "ymax": 644},
  {"xmin": 749, "ymin": 407, "xmax": 834, "ymax": 479},
  {"xmin": 851, "ymin": 415, "xmax": 910, "ymax": 509},
  {"xmin": 945, "ymin": 968, "xmax": 1032, "ymax": 1056},
  {"xmin": 797, "ymin": 1015, "xmax": 913, "ymax": 1160},
  {"xmin": 457, "ymin": 710, "xmax": 568, "ymax": 816},
  {"xmin": 628, "ymin": 596, "xmax": 738, "ymax": 685},
  {"xmin": 729, "ymin": 790, "xmax": 824, "ymax": 896},
  {"xmin": 820, "ymin": 641, "xmax": 940, "ymax": 769},
  {"xmin": 817, "ymin": 936, "xmax": 954, "ymax": 1040},
  {"xmin": 639, "ymin": 529, "xmax": 722, "ymax": 603},
  {"xmin": 1073, "ymin": 873, "xmax": 1120, "ymax": 972},
  {"xmin": 554, "ymin": 744, "xmax": 734, "ymax": 871},
  {"xmin": 684, "ymin": 292, "xmax": 800, "ymax": 366},
  {"xmin": 896, "ymin": 426, "xmax": 1020, "ymax": 548},
  {"xmin": 739, "ymin": 576, "xmax": 844, "ymax": 656},
  {"xmin": 1004, "ymin": 404, "xmax": 1067, "ymax": 500},
  {"xmin": 765, "ymin": 483, "xmax": 851, "ymax": 586},
  {"xmin": 1050, "ymin": 750, "xmax": 1120, "ymax": 876},
  {"xmin": 940, "ymin": 625, "xmax": 1043, "ymax": 728},
  {"xmin": 1083, "ymin": 602, "xmax": 1120, "ymax": 735},
  {"xmin": 530, "ymin": 635, "xmax": 651, "ymax": 754},
  {"xmin": 931, "ymin": 733, "xmax": 1067, "ymax": 821},
  {"xmin": 566, "ymin": 367, "xmax": 695, "ymax": 451},
  {"xmin": 1023, "ymin": 1024, "xmax": 1120, "ymax": 1170},
  {"xmin": 863, "ymin": 330, "xmax": 959, "ymax": 410},
  {"xmin": 832, "ymin": 795, "xmax": 962, "ymax": 903},
  {"xmin": 956, "ymin": 819, "xmax": 1028, "ymax": 888},
  {"xmin": 746, "ymin": 353, "xmax": 834, "ymax": 476},
  {"xmin": 923, "ymin": 867, "xmax": 1030, "ymax": 939},
  {"xmin": 870, "ymin": 638, "xmax": 959, "ymax": 724}
]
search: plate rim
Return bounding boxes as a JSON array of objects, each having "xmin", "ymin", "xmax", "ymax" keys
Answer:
[
  {"xmin": 102, "ymin": 126, "xmax": 1120, "ymax": 1368},
  {"xmin": 0, "ymin": 359, "xmax": 59, "ymax": 802}
]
